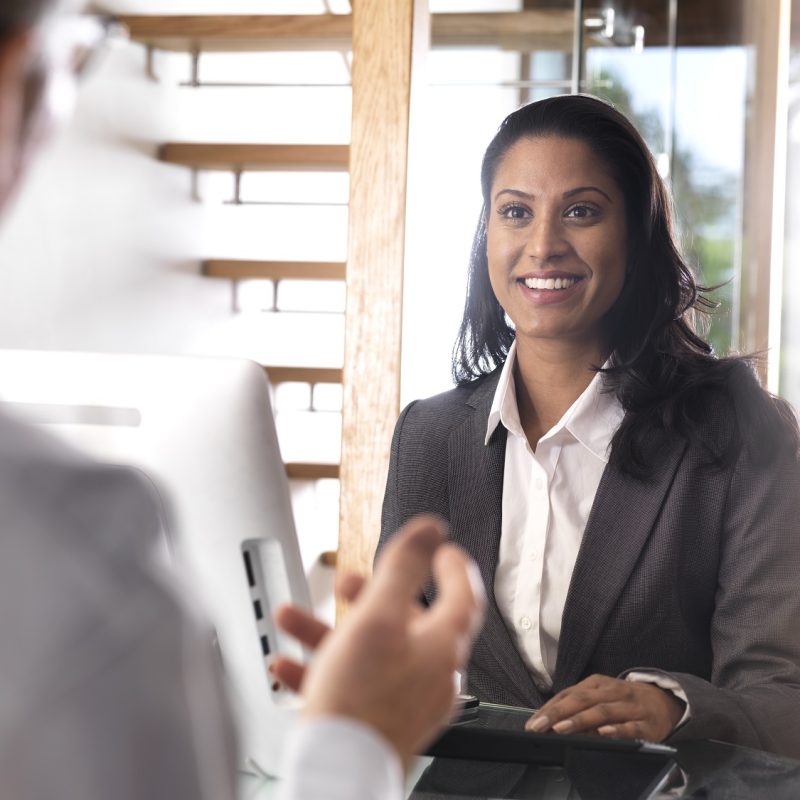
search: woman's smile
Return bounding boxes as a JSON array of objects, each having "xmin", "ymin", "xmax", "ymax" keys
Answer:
[{"xmin": 516, "ymin": 271, "xmax": 587, "ymax": 304}]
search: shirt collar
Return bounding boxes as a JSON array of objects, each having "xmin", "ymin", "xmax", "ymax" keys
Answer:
[
  {"xmin": 484, "ymin": 342, "xmax": 625, "ymax": 463},
  {"xmin": 486, "ymin": 340, "xmax": 521, "ymax": 444}
]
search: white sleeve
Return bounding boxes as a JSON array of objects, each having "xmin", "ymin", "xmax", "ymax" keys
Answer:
[
  {"xmin": 625, "ymin": 670, "xmax": 691, "ymax": 728},
  {"xmin": 277, "ymin": 717, "xmax": 404, "ymax": 800}
]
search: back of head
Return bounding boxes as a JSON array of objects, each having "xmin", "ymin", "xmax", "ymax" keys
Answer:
[
  {"xmin": 0, "ymin": 0, "xmax": 80, "ymax": 214},
  {"xmin": 0, "ymin": 0, "xmax": 62, "ymax": 38}
]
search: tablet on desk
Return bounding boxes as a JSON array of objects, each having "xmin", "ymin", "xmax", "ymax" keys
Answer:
[{"xmin": 424, "ymin": 701, "xmax": 676, "ymax": 766}]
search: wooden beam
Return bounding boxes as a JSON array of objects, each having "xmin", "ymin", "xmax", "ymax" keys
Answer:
[
  {"xmin": 119, "ymin": 11, "xmax": 572, "ymax": 54},
  {"xmin": 159, "ymin": 143, "xmax": 349, "ymax": 171},
  {"xmin": 338, "ymin": 0, "xmax": 427, "ymax": 587},
  {"xmin": 431, "ymin": 10, "xmax": 572, "ymax": 49},
  {"xmin": 203, "ymin": 259, "xmax": 346, "ymax": 281},
  {"xmin": 286, "ymin": 462, "xmax": 340, "ymax": 480},
  {"xmin": 120, "ymin": 9, "xmax": 747, "ymax": 54},
  {"xmin": 119, "ymin": 11, "xmax": 571, "ymax": 52},
  {"xmin": 265, "ymin": 366, "xmax": 343, "ymax": 385}
]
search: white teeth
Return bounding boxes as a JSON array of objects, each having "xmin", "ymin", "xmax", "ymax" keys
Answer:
[{"xmin": 524, "ymin": 276, "xmax": 577, "ymax": 291}]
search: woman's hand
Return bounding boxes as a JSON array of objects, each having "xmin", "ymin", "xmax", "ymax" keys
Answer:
[{"xmin": 525, "ymin": 674, "xmax": 685, "ymax": 743}]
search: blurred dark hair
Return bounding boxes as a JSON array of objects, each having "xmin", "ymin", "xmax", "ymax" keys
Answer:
[
  {"xmin": 0, "ymin": 0, "xmax": 62, "ymax": 40},
  {"xmin": 452, "ymin": 94, "xmax": 798, "ymax": 474}
]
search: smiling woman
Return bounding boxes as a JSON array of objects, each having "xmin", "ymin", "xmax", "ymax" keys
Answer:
[
  {"xmin": 377, "ymin": 94, "xmax": 800, "ymax": 758},
  {"xmin": 486, "ymin": 136, "xmax": 627, "ymax": 364}
]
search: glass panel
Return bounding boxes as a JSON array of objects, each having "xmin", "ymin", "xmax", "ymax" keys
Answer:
[
  {"xmin": 672, "ymin": 46, "xmax": 746, "ymax": 358},
  {"xmin": 781, "ymin": 2, "xmax": 800, "ymax": 407},
  {"xmin": 586, "ymin": 5, "xmax": 747, "ymax": 359}
]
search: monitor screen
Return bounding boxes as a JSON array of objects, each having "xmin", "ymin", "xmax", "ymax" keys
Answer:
[{"xmin": 0, "ymin": 349, "xmax": 311, "ymax": 777}]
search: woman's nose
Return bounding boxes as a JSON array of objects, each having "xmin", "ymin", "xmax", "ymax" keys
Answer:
[{"xmin": 525, "ymin": 214, "xmax": 569, "ymax": 262}]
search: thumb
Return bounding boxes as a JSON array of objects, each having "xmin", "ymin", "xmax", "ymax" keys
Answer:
[{"xmin": 367, "ymin": 515, "xmax": 447, "ymax": 611}]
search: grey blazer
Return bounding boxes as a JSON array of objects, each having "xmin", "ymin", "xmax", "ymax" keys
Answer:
[
  {"xmin": 0, "ymin": 410, "xmax": 237, "ymax": 800},
  {"xmin": 379, "ymin": 368, "xmax": 800, "ymax": 758}
]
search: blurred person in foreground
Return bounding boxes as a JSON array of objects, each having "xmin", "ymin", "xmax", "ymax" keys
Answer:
[{"xmin": 0, "ymin": 2, "xmax": 486, "ymax": 799}]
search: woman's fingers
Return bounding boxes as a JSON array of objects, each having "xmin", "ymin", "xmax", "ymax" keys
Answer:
[
  {"xmin": 526, "ymin": 674, "xmax": 620, "ymax": 732},
  {"xmin": 525, "ymin": 675, "xmax": 682, "ymax": 742}
]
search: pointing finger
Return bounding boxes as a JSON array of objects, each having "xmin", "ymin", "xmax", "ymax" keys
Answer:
[{"xmin": 275, "ymin": 604, "xmax": 331, "ymax": 650}]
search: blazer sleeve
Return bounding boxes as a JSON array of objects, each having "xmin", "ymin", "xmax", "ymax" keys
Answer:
[
  {"xmin": 378, "ymin": 400, "xmax": 419, "ymax": 558},
  {"xmin": 663, "ymin": 436, "xmax": 800, "ymax": 758}
]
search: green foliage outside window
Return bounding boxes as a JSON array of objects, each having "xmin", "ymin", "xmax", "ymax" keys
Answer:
[{"xmin": 589, "ymin": 70, "xmax": 738, "ymax": 356}]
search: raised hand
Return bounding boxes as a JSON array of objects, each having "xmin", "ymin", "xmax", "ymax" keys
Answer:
[{"xmin": 273, "ymin": 514, "xmax": 486, "ymax": 768}]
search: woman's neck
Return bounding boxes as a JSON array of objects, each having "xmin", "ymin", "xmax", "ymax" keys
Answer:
[{"xmin": 512, "ymin": 337, "xmax": 607, "ymax": 449}]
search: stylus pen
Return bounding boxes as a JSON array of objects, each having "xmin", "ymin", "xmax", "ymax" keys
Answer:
[{"xmin": 479, "ymin": 701, "xmax": 538, "ymax": 715}]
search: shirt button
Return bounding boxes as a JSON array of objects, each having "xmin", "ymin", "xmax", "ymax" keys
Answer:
[{"xmin": 519, "ymin": 616, "xmax": 532, "ymax": 630}]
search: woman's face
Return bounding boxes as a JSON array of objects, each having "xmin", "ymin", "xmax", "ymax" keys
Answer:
[{"xmin": 486, "ymin": 135, "xmax": 628, "ymax": 354}]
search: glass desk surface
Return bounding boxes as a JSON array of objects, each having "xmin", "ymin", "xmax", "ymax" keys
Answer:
[{"xmin": 238, "ymin": 704, "xmax": 800, "ymax": 799}]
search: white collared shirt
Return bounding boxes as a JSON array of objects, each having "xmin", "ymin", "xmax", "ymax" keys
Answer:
[{"xmin": 488, "ymin": 341, "xmax": 625, "ymax": 688}]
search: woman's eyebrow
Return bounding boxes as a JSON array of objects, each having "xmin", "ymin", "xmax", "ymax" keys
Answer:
[
  {"xmin": 563, "ymin": 185, "xmax": 613, "ymax": 202},
  {"xmin": 493, "ymin": 186, "xmax": 613, "ymax": 203},
  {"xmin": 493, "ymin": 188, "xmax": 534, "ymax": 203}
]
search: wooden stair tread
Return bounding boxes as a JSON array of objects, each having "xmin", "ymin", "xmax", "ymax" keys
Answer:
[
  {"xmin": 159, "ymin": 143, "xmax": 349, "ymax": 171},
  {"xmin": 119, "ymin": 11, "xmax": 575, "ymax": 53},
  {"xmin": 285, "ymin": 462, "xmax": 340, "ymax": 480},
  {"xmin": 203, "ymin": 260, "xmax": 346, "ymax": 281},
  {"xmin": 265, "ymin": 366, "xmax": 342, "ymax": 384},
  {"xmin": 119, "ymin": 14, "xmax": 354, "ymax": 52}
]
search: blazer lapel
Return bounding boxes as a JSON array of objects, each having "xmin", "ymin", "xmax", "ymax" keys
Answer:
[
  {"xmin": 448, "ymin": 374, "xmax": 542, "ymax": 704},
  {"xmin": 553, "ymin": 434, "xmax": 689, "ymax": 691}
]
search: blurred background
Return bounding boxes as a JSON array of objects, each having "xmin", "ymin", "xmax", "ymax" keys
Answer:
[{"xmin": 0, "ymin": 0, "xmax": 796, "ymax": 622}]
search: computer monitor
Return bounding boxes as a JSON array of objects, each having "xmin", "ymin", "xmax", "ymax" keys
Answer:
[{"xmin": 0, "ymin": 350, "xmax": 311, "ymax": 778}]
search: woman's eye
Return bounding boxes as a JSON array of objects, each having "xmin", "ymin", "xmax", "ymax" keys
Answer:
[
  {"xmin": 498, "ymin": 204, "xmax": 530, "ymax": 220},
  {"xmin": 565, "ymin": 204, "xmax": 597, "ymax": 219}
]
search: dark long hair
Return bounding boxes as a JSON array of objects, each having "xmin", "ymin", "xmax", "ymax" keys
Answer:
[{"xmin": 452, "ymin": 94, "xmax": 798, "ymax": 474}]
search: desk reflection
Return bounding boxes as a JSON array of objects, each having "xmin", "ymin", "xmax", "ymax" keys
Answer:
[
  {"xmin": 409, "ymin": 739, "xmax": 800, "ymax": 799},
  {"xmin": 410, "ymin": 749, "xmax": 683, "ymax": 800}
]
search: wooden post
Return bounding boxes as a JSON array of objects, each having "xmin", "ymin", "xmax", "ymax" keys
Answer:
[
  {"xmin": 338, "ymin": 0, "xmax": 429, "ymax": 597},
  {"xmin": 740, "ymin": 0, "xmax": 790, "ymax": 389}
]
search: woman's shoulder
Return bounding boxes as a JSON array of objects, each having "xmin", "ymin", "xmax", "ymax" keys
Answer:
[
  {"xmin": 399, "ymin": 371, "xmax": 500, "ymax": 430},
  {"xmin": 404, "ymin": 370, "xmax": 500, "ymax": 419},
  {"xmin": 689, "ymin": 357, "xmax": 799, "ymax": 463}
]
